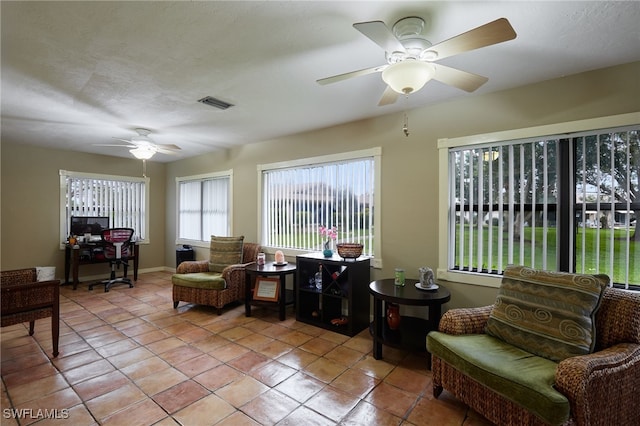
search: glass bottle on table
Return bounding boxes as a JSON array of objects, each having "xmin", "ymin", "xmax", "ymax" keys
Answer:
[{"xmin": 315, "ymin": 264, "xmax": 322, "ymax": 291}]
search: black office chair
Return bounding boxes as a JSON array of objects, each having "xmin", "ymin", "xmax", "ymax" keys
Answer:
[{"xmin": 89, "ymin": 228, "xmax": 135, "ymax": 292}]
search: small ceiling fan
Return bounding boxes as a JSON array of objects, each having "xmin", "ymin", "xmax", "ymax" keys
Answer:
[
  {"xmin": 95, "ymin": 128, "xmax": 181, "ymax": 160},
  {"xmin": 317, "ymin": 16, "xmax": 517, "ymax": 106}
]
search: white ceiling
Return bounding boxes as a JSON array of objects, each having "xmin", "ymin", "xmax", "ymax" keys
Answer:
[{"xmin": 2, "ymin": 1, "xmax": 639, "ymax": 162}]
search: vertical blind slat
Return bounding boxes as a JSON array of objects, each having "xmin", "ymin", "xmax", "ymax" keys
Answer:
[
  {"xmin": 468, "ymin": 154, "xmax": 474, "ymax": 270},
  {"xmin": 609, "ymin": 133, "xmax": 616, "ymax": 281},
  {"xmin": 542, "ymin": 142, "xmax": 548, "ymax": 270},
  {"xmin": 477, "ymin": 152, "xmax": 484, "ymax": 271},
  {"xmin": 530, "ymin": 143, "xmax": 536, "ymax": 267},
  {"xmin": 519, "ymin": 145, "xmax": 525, "ymax": 265}
]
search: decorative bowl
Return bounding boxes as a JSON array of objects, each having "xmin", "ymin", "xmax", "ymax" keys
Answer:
[{"xmin": 336, "ymin": 243, "xmax": 363, "ymax": 259}]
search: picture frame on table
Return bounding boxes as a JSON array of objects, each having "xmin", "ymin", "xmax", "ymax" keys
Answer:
[{"xmin": 253, "ymin": 277, "xmax": 280, "ymax": 302}]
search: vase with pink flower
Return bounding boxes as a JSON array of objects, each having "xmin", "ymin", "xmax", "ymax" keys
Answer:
[{"xmin": 319, "ymin": 225, "xmax": 337, "ymax": 257}]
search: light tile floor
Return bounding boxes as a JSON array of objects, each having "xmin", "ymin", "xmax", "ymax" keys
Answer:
[{"xmin": 1, "ymin": 271, "xmax": 493, "ymax": 425}]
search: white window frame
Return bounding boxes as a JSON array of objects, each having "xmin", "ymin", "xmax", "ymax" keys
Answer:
[
  {"xmin": 437, "ymin": 112, "xmax": 640, "ymax": 288},
  {"xmin": 175, "ymin": 170, "xmax": 233, "ymax": 248},
  {"xmin": 59, "ymin": 170, "xmax": 149, "ymax": 248},
  {"xmin": 258, "ymin": 148, "xmax": 382, "ymax": 268}
]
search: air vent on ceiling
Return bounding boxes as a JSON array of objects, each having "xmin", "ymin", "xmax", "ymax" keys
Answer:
[{"xmin": 198, "ymin": 96, "xmax": 234, "ymax": 110}]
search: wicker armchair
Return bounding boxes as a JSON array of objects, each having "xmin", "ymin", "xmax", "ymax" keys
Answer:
[
  {"xmin": 172, "ymin": 242, "xmax": 260, "ymax": 314},
  {"xmin": 430, "ymin": 287, "xmax": 640, "ymax": 426},
  {"xmin": 1, "ymin": 268, "xmax": 60, "ymax": 357}
]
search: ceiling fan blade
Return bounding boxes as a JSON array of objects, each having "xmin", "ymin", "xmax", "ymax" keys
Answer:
[
  {"xmin": 432, "ymin": 64, "xmax": 488, "ymax": 92},
  {"xmin": 112, "ymin": 137, "xmax": 134, "ymax": 144},
  {"xmin": 426, "ymin": 18, "xmax": 516, "ymax": 61},
  {"xmin": 94, "ymin": 143, "xmax": 135, "ymax": 148},
  {"xmin": 157, "ymin": 144, "xmax": 181, "ymax": 151},
  {"xmin": 353, "ymin": 21, "xmax": 406, "ymax": 53},
  {"xmin": 156, "ymin": 144, "xmax": 181, "ymax": 155},
  {"xmin": 378, "ymin": 85, "xmax": 399, "ymax": 106},
  {"xmin": 317, "ymin": 65, "xmax": 386, "ymax": 85}
]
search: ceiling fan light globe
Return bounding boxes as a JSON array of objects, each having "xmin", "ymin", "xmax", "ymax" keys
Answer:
[
  {"xmin": 130, "ymin": 147, "xmax": 155, "ymax": 160},
  {"xmin": 382, "ymin": 60, "xmax": 435, "ymax": 94}
]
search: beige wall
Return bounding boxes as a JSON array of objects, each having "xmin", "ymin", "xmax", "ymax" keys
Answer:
[{"xmin": 2, "ymin": 61, "xmax": 639, "ymax": 308}]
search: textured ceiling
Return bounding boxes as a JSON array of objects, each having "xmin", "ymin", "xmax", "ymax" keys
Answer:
[{"xmin": 2, "ymin": 1, "xmax": 639, "ymax": 162}]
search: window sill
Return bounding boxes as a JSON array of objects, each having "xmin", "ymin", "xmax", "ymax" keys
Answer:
[
  {"xmin": 260, "ymin": 247, "xmax": 382, "ymax": 269},
  {"xmin": 436, "ymin": 269, "xmax": 502, "ymax": 289}
]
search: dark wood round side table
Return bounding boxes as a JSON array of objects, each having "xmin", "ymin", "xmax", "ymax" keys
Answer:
[
  {"xmin": 369, "ymin": 278, "xmax": 451, "ymax": 365},
  {"xmin": 245, "ymin": 262, "xmax": 297, "ymax": 321}
]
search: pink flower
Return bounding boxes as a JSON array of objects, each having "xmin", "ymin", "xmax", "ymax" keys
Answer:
[{"xmin": 319, "ymin": 226, "xmax": 337, "ymax": 241}]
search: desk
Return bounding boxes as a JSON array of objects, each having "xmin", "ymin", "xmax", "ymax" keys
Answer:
[
  {"xmin": 369, "ymin": 278, "xmax": 450, "ymax": 364},
  {"xmin": 64, "ymin": 243, "xmax": 139, "ymax": 290},
  {"xmin": 245, "ymin": 262, "xmax": 296, "ymax": 321}
]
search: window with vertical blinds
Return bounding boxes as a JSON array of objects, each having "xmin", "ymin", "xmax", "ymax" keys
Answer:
[
  {"xmin": 574, "ymin": 128, "xmax": 639, "ymax": 288},
  {"xmin": 449, "ymin": 139, "xmax": 559, "ymax": 274},
  {"xmin": 176, "ymin": 171, "xmax": 232, "ymax": 243},
  {"xmin": 258, "ymin": 148, "xmax": 381, "ymax": 264},
  {"xmin": 443, "ymin": 122, "xmax": 639, "ymax": 290},
  {"xmin": 59, "ymin": 170, "xmax": 148, "ymax": 244}
]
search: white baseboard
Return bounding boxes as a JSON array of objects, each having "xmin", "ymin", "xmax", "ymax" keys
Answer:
[{"xmin": 64, "ymin": 266, "xmax": 174, "ymax": 284}]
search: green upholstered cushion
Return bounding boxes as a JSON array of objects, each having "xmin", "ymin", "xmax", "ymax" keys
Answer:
[
  {"xmin": 485, "ymin": 265, "xmax": 608, "ymax": 362},
  {"xmin": 427, "ymin": 332, "xmax": 569, "ymax": 426},
  {"xmin": 208, "ymin": 236, "xmax": 244, "ymax": 273},
  {"xmin": 172, "ymin": 272, "xmax": 226, "ymax": 290}
]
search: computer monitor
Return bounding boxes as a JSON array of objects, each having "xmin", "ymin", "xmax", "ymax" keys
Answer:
[{"xmin": 70, "ymin": 216, "xmax": 110, "ymax": 236}]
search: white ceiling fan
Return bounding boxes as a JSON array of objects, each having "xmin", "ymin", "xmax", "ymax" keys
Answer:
[
  {"xmin": 95, "ymin": 128, "xmax": 181, "ymax": 160},
  {"xmin": 317, "ymin": 16, "xmax": 517, "ymax": 106}
]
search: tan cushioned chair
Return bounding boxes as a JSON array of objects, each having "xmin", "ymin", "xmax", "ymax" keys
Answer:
[{"xmin": 172, "ymin": 242, "xmax": 260, "ymax": 314}]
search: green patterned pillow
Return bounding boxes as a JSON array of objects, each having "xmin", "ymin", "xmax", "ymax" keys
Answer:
[
  {"xmin": 485, "ymin": 265, "xmax": 608, "ymax": 362},
  {"xmin": 208, "ymin": 236, "xmax": 244, "ymax": 273}
]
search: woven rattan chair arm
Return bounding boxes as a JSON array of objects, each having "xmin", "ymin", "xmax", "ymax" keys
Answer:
[
  {"xmin": 438, "ymin": 305, "xmax": 493, "ymax": 335},
  {"xmin": 555, "ymin": 343, "xmax": 640, "ymax": 425},
  {"xmin": 176, "ymin": 260, "xmax": 209, "ymax": 274},
  {"xmin": 222, "ymin": 262, "xmax": 252, "ymax": 275},
  {"xmin": 222, "ymin": 262, "xmax": 253, "ymax": 285}
]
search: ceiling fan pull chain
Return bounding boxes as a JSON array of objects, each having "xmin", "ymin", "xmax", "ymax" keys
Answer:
[{"xmin": 403, "ymin": 95, "xmax": 410, "ymax": 137}]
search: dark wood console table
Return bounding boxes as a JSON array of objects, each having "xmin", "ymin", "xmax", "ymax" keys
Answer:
[{"xmin": 64, "ymin": 243, "xmax": 139, "ymax": 290}]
